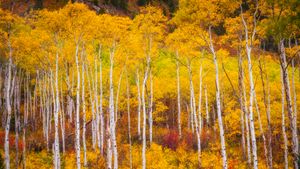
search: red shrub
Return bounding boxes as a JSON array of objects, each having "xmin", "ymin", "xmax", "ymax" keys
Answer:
[{"xmin": 162, "ymin": 130, "xmax": 179, "ymax": 150}]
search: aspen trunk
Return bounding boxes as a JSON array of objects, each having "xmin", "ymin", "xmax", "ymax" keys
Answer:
[
  {"xmin": 279, "ymin": 39, "xmax": 298, "ymax": 169},
  {"xmin": 254, "ymin": 92, "xmax": 269, "ymax": 168},
  {"xmin": 149, "ymin": 71, "xmax": 153, "ymax": 144},
  {"xmin": 115, "ymin": 67, "xmax": 124, "ymax": 123},
  {"xmin": 4, "ymin": 43, "xmax": 12, "ymax": 169},
  {"xmin": 136, "ymin": 69, "xmax": 141, "ymax": 140},
  {"xmin": 99, "ymin": 47, "xmax": 104, "ymax": 154},
  {"xmin": 109, "ymin": 47, "xmax": 118, "ymax": 169},
  {"xmin": 86, "ymin": 64, "xmax": 97, "ymax": 150},
  {"xmin": 205, "ymin": 86, "xmax": 209, "ymax": 128},
  {"xmin": 126, "ymin": 69, "xmax": 133, "ymax": 169},
  {"xmin": 176, "ymin": 51, "xmax": 182, "ymax": 138},
  {"xmin": 75, "ymin": 43, "xmax": 81, "ymax": 169},
  {"xmin": 259, "ymin": 60, "xmax": 273, "ymax": 169},
  {"xmin": 54, "ymin": 50, "xmax": 61, "ymax": 169},
  {"xmin": 142, "ymin": 56, "xmax": 150, "ymax": 169},
  {"xmin": 198, "ymin": 65, "xmax": 203, "ymax": 133},
  {"xmin": 208, "ymin": 27, "xmax": 227, "ymax": 169},
  {"xmin": 188, "ymin": 61, "xmax": 202, "ymax": 168},
  {"xmin": 241, "ymin": 8, "xmax": 258, "ymax": 168},
  {"xmin": 238, "ymin": 53, "xmax": 246, "ymax": 159},
  {"xmin": 280, "ymin": 66, "xmax": 289, "ymax": 169},
  {"xmin": 82, "ymin": 60, "xmax": 87, "ymax": 167}
]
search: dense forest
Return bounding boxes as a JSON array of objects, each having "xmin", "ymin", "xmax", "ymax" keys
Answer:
[{"xmin": 0, "ymin": 0, "xmax": 300, "ymax": 169}]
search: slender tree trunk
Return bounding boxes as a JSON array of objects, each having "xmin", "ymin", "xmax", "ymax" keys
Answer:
[
  {"xmin": 75, "ymin": 43, "xmax": 81, "ymax": 169},
  {"xmin": 205, "ymin": 86, "xmax": 209, "ymax": 127},
  {"xmin": 259, "ymin": 60, "xmax": 273, "ymax": 169},
  {"xmin": 142, "ymin": 55, "xmax": 151, "ymax": 169},
  {"xmin": 136, "ymin": 69, "xmax": 141, "ymax": 140},
  {"xmin": 94, "ymin": 53, "xmax": 101, "ymax": 152},
  {"xmin": 198, "ymin": 65, "xmax": 203, "ymax": 133},
  {"xmin": 280, "ymin": 66, "xmax": 289, "ymax": 169},
  {"xmin": 107, "ymin": 121, "xmax": 112, "ymax": 169},
  {"xmin": 115, "ymin": 67, "xmax": 124, "ymax": 123},
  {"xmin": 54, "ymin": 50, "xmax": 61, "ymax": 169},
  {"xmin": 254, "ymin": 92, "xmax": 269, "ymax": 168},
  {"xmin": 149, "ymin": 71, "xmax": 153, "ymax": 144},
  {"xmin": 208, "ymin": 27, "xmax": 227, "ymax": 169},
  {"xmin": 176, "ymin": 51, "xmax": 182, "ymax": 138},
  {"xmin": 86, "ymin": 64, "xmax": 97, "ymax": 150},
  {"xmin": 292, "ymin": 59, "xmax": 297, "ymax": 135},
  {"xmin": 126, "ymin": 68, "xmax": 133, "ymax": 169},
  {"xmin": 82, "ymin": 61, "xmax": 87, "ymax": 167},
  {"xmin": 14, "ymin": 74, "xmax": 21, "ymax": 168},
  {"xmin": 60, "ymin": 83, "xmax": 65, "ymax": 154},
  {"xmin": 279, "ymin": 39, "xmax": 299, "ymax": 169},
  {"xmin": 188, "ymin": 61, "xmax": 202, "ymax": 168},
  {"xmin": 99, "ymin": 46, "xmax": 104, "ymax": 154},
  {"xmin": 241, "ymin": 9, "xmax": 258, "ymax": 168},
  {"xmin": 109, "ymin": 47, "xmax": 118, "ymax": 169},
  {"xmin": 238, "ymin": 53, "xmax": 246, "ymax": 159},
  {"xmin": 4, "ymin": 42, "xmax": 13, "ymax": 169}
]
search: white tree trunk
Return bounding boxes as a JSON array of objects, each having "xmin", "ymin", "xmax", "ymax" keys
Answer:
[
  {"xmin": 115, "ymin": 67, "xmax": 124, "ymax": 123},
  {"xmin": 109, "ymin": 47, "xmax": 118, "ymax": 169},
  {"xmin": 126, "ymin": 69, "xmax": 133, "ymax": 169},
  {"xmin": 142, "ymin": 56, "xmax": 150, "ymax": 169},
  {"xmin": 208, "ymin": 27, "xmax": 227, "ymax": 169},
  {"xmin": 188, "ymin": 62, "xmax": 202, "ymax": 168},
  {"xmin": 149, "ymin": 71, "xmax": 153, "ymax": 144},
  {"xmin": 198, "ymin": 65, "xmax": 203, "ymax": 133},
  {"xmin": 279, "ymin": 39, "xmax": 298, "ymax": 169},
  {"xmin": 205, "ymin": 86, "xmax": 209, "ymax": 128},
  {"xmin": 136, "ymin": 69, "xmax": 141, "ymax": 140},
  {"xmin": 241, "ymin": 9, "xmax": 258, "ymax": 168},
  {"xmin": 280, "ymin": 66, "xmax": 289, "ymax": 169},
  {"xmin": 99, "ymin": 47, "xmax": 104, "ymax": 154},
  {"xmin": 75, "ymin": 43, "xmax": 81, "ymax": 169},
  {"xmin": 54, "ymin": 51, "xmax": 61, "ymax": 169},
  {"xmin": 4, "ymin": 41, "xmax": 12, "ymax": 169},
  {"xmin": 176, "ymin": 51, "xmax": 182, "ymax": 138},
  {"xmin": 82, "ymin": 61, "xmax": 87, "ymax": 167}
]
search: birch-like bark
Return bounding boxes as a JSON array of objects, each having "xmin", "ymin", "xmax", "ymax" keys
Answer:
[
  {"xmin": 109, "ymin": 46, "xmax": 118, "ymax": 169},
  {"xmin": 4, "ymin": 42, "xmax": 12, "ymax": 169},
  {"xmin": 142, "ymin": 56, "xmax": 151, "ymax": 169},
  {"xmin": 280, "ymin": 66, "xmax": 289, "ymax": 169},
  {"xmin": 258, "ymin": 60, "xmax": 273, "ymax": 169},
  {"xmin": 198, "ymin": 65, "xmax": 203, "ymax": 132},
  {"xmin": 292, "ymin": 59, "xmax": 297, "ymax": 133},
  {"xmin": 238, "ymin": 53, "xmax": 246, "ymax": 159},
  {"xmin": 254, "ymin": 92, "xmax": 269, "ymax": 169},
  {"xmin": 75, "ymin": 42, "xmax": 81, "ymax": 169},
  {"xmin": 279, "ymin": 39, "xmax": 298, "ymax": 169},
  {"xmin": 115, "ymin": 67, "xmax": 124, "ymax": 123},
  {"xmin": 241, "ymin": 6, "xmax": 258, "ymax": 168},
  {"xmin": 126, "ymin": 69, "xmax": 133, "ymax": 169},
  {"xmin": 188, "ymin": 61, "xmax": 202, "ymax": 168},
  {"xmin": 94, "ymin": 53, "xmax": 101, "ymax": 152},
  {"xmin": 99, "ymin": 46, "xmax": 104, "ymax": 154},
  {"xmin": 60, "ymin": 83, "xmax": 65, "ymax": 154},
  {"xmin": 86, "ymin": 64, "xmax": 96, "ymax": 150},
  {"xmin": 14, "ymin": 74, "xmax": 21, "ymax": 168},
  {"xmin": 54, "ymin": 50, "xmax": 61, "ymax": 169},
  {"xmin": 92, "ymin": 52, "xmax": 101, "ymax": 152},
  {"xmin": 205, "ymin": 86, "xmax": 209, "ymax": 127},
  {"xmin": 176, "ymin": 51, "xmax": 182, "ymax": 138},
  {"xmin": 82, "ymin": 60, "xmax": 87, "ymax": 167},
  {"xmin": 136, "ymin": 69, "xmax": 141, "ymax": 140},
  {"xmin": 208, "ymin": 27, "xmax": 227, "ymax": 169},
  {"xmin": 149, "ymin": 71, "xmax": 153, "ymax": 144}
]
